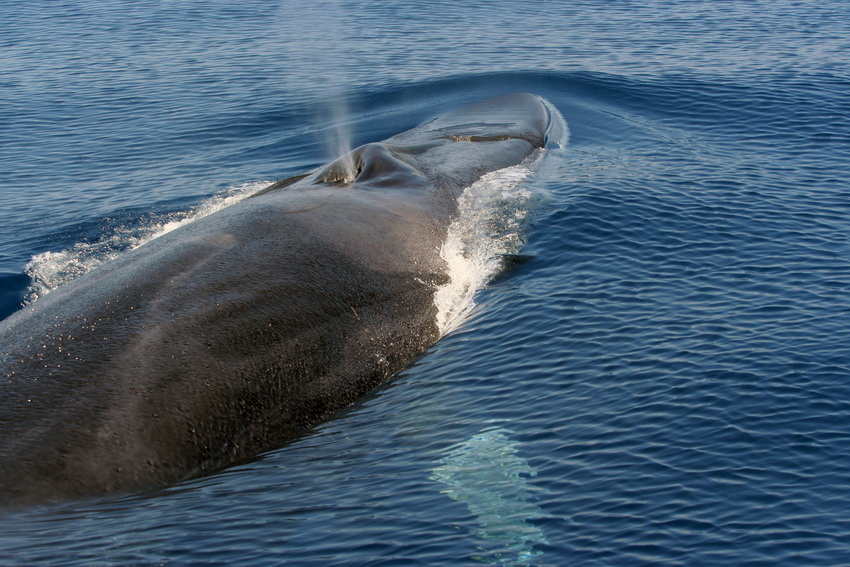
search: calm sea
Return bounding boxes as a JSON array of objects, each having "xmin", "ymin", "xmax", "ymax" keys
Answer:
[{"xmin": 1, "ymin": 0, "xmax": 849, "ymax": 565}]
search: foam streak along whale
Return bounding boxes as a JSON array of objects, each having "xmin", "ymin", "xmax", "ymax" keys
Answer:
[{"xmin": 0, "ymin": 93, "xmax": 557, "ymax": 506}]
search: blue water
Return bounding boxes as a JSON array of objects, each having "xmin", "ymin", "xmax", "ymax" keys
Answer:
[{"xmin": 2, "ymin": 0, "xmax": 849, "ymax": 564}]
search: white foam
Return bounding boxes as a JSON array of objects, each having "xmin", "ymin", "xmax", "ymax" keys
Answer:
[
  {"xmin": 24, "ymin": 181, "xmax": 270, "ymax": 304},
  {"xmin": 542, "ymin": 97, "xmax": 570, "ymax": 150},
  {"xmin": 433, "ymin": 161, "xmax": 537, "ymax": 336},
  {"xmin": 433, "ymin": 98, "xmax": 569, "ymax": 336}
]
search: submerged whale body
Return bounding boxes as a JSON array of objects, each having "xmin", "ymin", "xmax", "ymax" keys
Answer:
[{"xmin": 0, "ymin": 93, "xmax": 556, "ymax": 506}]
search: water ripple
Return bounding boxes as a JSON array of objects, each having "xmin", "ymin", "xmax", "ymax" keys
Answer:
[{"xmin": 1, "ymin": 0, "xmax": 849, "ymax": 564}]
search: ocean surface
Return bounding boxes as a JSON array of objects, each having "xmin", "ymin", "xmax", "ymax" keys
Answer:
[{"xmin": 1, "ymin": 0, "xmax": 849, "ymax": 565}]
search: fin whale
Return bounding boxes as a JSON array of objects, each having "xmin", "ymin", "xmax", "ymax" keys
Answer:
[{"xmin": 0, "ymin": 93, "xmax": 556, "ymax": 506}]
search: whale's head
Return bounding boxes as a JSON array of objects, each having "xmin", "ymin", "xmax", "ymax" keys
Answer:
[
  {"xmin": 311, "ymin": 93, "xmax": 555, "ymax": 193},
  {"xmin": 417, "ymin": 92, "xmax": 553, "ymax": 148}
]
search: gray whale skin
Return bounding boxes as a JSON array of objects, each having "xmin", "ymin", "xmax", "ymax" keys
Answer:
[{"xmin": 0, "ymin": 93, "xmax": 554, "ymax": 506}]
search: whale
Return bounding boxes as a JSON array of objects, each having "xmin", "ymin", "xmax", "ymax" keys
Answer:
[{"xmin": 0, "ymin": 93, "xmax": 558, "ymax": 506}]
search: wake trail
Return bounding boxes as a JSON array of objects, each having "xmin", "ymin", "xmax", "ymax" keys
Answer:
[{"xmin": 24, "ymin": 181, "xmax": 270, "ymax": 304}]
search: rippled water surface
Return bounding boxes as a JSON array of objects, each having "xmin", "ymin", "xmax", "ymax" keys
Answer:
[{"xmin": 1, "ymin": 0, "xmax": 849, "ymax": 565}]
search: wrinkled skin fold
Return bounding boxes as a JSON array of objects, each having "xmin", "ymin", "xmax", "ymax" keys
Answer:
[{"xmin": 0, "ymin": 93, "xmax": 554, "ymax": 506}]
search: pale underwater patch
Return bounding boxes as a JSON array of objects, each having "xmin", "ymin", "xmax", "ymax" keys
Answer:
[{"xmin": 430, "ymin": 427, "xmax": 550, "ymax": 566}]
